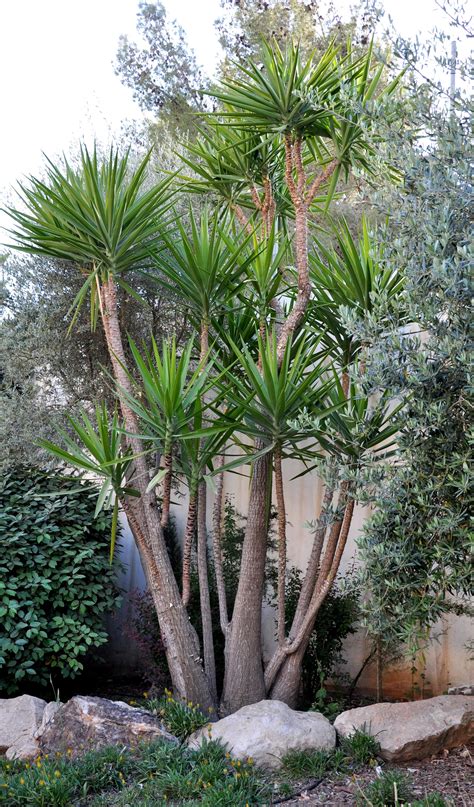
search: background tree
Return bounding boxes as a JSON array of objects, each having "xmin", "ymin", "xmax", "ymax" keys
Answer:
[
  {"xmin": 115, "ymin": 0, "xmax": 206, "ymax": 131},
  {"xmin": 347, "ymin": 38, "xmax": 473, "ymax": 659}
]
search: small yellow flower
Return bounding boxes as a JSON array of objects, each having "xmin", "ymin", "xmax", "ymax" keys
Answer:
[
  {"xmin": 19, "ymin": 778, "xmax": 25, "ymax": 785},
  {"xmin": 5, "ymin": 765, "xmax": 10, "ymax": 770},
  {"xmin": 54, "ymin": 770, "xmax": 61, "ymax": 778},
  {"xmin": 247, "ymin": 757, "xmax": 253, "ymax": 765},
  {"xmin": 66, "ymin": 748, "xmax": 73, "ymax": 757},
  {"xmin": 44, "ymin": 754, "xmax": 49, "ymax": 759},
  {"xmin": 39, "ymin": 779, "xmax": 45, "ymax": 786},
  {"xmin": 36, "ymin": 761, "xmax": 42, "ymax": 768},
  {"xmin": 188, "ymin": 701, "xmax": 193, "ymax": 708},
  {"xmin": 225, "ymin": 752, "xmax": 230, "ymax": 759},
  {"xmin": 143, "ymin": 691, "xmax": 148, "ymax": 698}
]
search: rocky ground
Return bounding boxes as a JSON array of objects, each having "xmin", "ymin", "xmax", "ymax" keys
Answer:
[{"xmin": 282, "ymin": 744, "xmax": 473, "ymax": 806}]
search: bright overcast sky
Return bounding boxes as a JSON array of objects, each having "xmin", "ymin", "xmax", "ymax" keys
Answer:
[{"xmin": 0, "ymin": 0, "xmax": 464, "ymax": 203}]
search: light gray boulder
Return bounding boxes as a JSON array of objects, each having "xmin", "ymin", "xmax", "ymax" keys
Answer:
[
  {"xmin": 188, "ymin": 699, "xmax": 336, "ymax": 770},
  {"xmin": 0, "ymin": 694, "xmax": 46, "ymax": 760},
  {"xmin": 334, "ymin": 695, "xmax": 474, "ymax": 762},
  {"xmin": 38, "ymin": 696, "xmax": 178, "ymax": 756},
  {"xmin": 448, "ymin": 684, "xmax": 473, "ymax": 696}
]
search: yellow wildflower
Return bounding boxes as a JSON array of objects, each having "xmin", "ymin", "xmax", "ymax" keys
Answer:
[
  {"xmin": 54, "ymin": 770, "xmax": 61, "ymax": 778},
  {"xmin": 19, "ymin": 778, "xmax": 25, "ymax": 785},
  {"xmin": 39, "ymin": 780, "xmax": 45, "ymax": 786}
]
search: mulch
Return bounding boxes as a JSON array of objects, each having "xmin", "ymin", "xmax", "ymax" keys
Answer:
[{"xmin": 279, "ymin": 744, "xmax": 473, "ymax": 806}]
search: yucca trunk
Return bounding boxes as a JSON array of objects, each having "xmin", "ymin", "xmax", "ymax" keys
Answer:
[
  {"xmin": 220, "ymin": 446, "xmax": 272, "ymax": 714},
  {"xmin": 269, "ymin": 493, "xmax": 355, "ymax": 706},
  {"xmin": 197, "ymin": 481, "xmax": 217, "ymax": 703},
  {"xmin": 100, "ymin": 276, "xmax": 214, "ymax": 709},
  {"xmin": 212, "ymin": 452, "xmax": 229, "ymax": 634},
  {"xmin": 160, "ymin": 441, "xmax": 173, "ymax": 527},
  {"xmin": 274, "ymin": 444, "xmax": 287, "ymax": 647},
  {"xmin": 182, "ymin": 484, "xmax": 197, "ymax": 608}
]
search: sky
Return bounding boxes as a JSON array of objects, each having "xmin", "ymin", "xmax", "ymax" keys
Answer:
[{"xmin": 0, "ymin": 0, "xmax": 467, "ymax": 208}]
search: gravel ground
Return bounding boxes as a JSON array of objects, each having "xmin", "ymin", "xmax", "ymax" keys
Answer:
[{"xmin": 279, "ymin": 744, "xmax": 473, "ymax": 806}]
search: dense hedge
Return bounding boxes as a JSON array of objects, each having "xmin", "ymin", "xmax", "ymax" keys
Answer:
[{"xmin": 0, "ymin": 466, "xmax": 121, "ymax": 693}]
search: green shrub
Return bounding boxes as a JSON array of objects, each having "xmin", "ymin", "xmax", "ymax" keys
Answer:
[
  {"xmin": 144, "ymin": 689, "xmax": 211, "ymax": 740},
  {"xmin": 0, "ymin": 466, "xmax": 120, "ymax": 693},
  {"xmin": 285, "ymin": 565, "xmax": 360, "ymax": 707},
  {"xmin": 357, "ymin": 771, "xmax": 413, "ymax": 806},
  {"xmin": 342, "ymin": 727, "xmax": 381, "ymax": 765}
]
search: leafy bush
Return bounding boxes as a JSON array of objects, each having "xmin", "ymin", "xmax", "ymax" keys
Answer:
[
  {"xmin": 0, "ymin": 466, "xmax": 120, "ymax": 693},
  {"xmin": 285, "ymin": 565, "xmax": 360, "ymax": 707}
]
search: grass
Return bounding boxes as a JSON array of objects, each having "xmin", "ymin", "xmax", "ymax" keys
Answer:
[
  {"xmin": 280, "ymin": 747, "xmax": 347, "ymax": 779},
  {"xmin": 0, "ymin": 740, "xmax": 270, "ymax": 807}
]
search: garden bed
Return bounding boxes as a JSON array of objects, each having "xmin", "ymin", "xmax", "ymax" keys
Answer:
[{"xmin": 283, "ymin": 744, "xmax": 473, "ymax": 806}]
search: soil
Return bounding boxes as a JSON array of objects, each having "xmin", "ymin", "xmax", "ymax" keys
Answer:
[{"xmin": 280, "ymin": 744, "xmax": 473, "ymax": 806}]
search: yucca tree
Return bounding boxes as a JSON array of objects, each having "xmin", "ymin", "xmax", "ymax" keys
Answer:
[
  {"xmin": 216, "ymin": 332, "xmax": 336, "ymax": 646},
  {"xmin": 196, "ymin": 39, "xmax": 398, "ymax": 713},
  {"xmin": 310, "ymin": 217, "xmax": 406, "ymax": 391},
  {"xmin": 5, "ymin": 145, "xmax": 216, "ymax": 710},
  {"xmin": 39, "ymin": 405, "xmax": 137, "ymax": 562},
  {"xmin": 125, "ymin": 335, "xmax": 211, "ymax": 526},
  {"xmin": 121, "ymin": 337, "xmax": 232, "ymax": 702},
  {"xmin": 5, "ymin": 38, "xmax": 403, "ymax": 716}
]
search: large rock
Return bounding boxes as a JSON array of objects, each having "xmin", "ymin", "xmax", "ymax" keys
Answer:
[
  {"xmin": 448, "ymin": 684, "xmax": 473, "ymax": 696},
  {"xmin": 334, "ymin": 695, "xmax": 474, "ymax": 762},
  {"xmin": 38, "ymin": 696, "xmax": 178, "ymax": 755},
  {"xmin": 0, "ymin": 694, "xmax": 46, "ymax": 760},
  {"xmin": 188, "ymin": 699, "xmax": 336, "ymax": 770}
]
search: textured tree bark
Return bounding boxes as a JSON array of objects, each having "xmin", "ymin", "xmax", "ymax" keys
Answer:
[
  {"xmin": 221, "ymin": 138, "xmax": 331, "ymax": 712},
  {"xmin": 220, "ymin": 447, "xmax": 272, "ymax": 714},
  {"xmin": 274, "ymin": 444, "xmax": 287, "ymax": 647},
  {"xmin": 160, "ymin": 446, "xmax": 173, "ymax": 527},
  {"xmin": 99, "ymin": 276, "xmax": 214, "ymax": 710},
  {"xmin": 211, "ymin": 452, "xmax": 229, "ymax": 633},
  {"xmin": 197, "ymin": 481, "xmax": 218, "ymax": 703},
  {"xmin": 268, "ymin": 496, "xmax": 355, "ymax": 703},
  {"xmin": 182, "ymin": 487, "xmax": 197, "ymax": 608}
]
